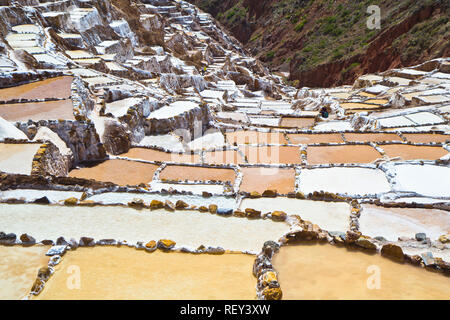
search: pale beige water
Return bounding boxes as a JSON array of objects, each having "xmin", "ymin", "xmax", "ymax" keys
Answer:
[
  {"xmin": 0, "ymin": 246, "xmax": 49, "ymax": 300},
  {"xmin": 0, "ymin": 100, "xmax": 75, "ymax": 122},
  {"xmin": 307, "ymin": 145, "xmax": 383, "ymax": 164},
  {"xmin": 0, "ymin": 76, "xmax": 73, "ymax": 101},
  {"xmin": 35, "ymin": 247, "xmax": 257, "ymax": 300},
  {"xmin": 240, "ymin": 167, "xmax": 296, "ymax": 194},
  {"xmin": 0, "ymin": 143, "xmax": 41, "ymax": 175},
  {"xmin": 273, "ymin": 244, "xmax": 450, "ymax": 300}
]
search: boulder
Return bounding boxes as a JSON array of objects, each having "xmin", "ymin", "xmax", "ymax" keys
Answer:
[
  {"xmin": 157, "ymin": 239, "xmax": 176, "ymax": 251},
  {"xmin": 271, "ymin": 211, "xmax": 287, "ymax": 222},
  {"xmin": 381, "ymin": 243, "xmax": 405, "ymax": 262},
  {"xmin": 150, "ymin": 199, "xmax": 164, "ymax": 210}
]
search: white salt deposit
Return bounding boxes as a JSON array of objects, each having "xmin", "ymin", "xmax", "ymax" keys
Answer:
[
  {"xmin": 148, "ymin": 101, "xmax": 199, "ymax": 119},
  {"xmin": 0, "ymin": 204, "xmax": 290, "ymax": 253},
  {"xmin": 299, "ymin": 167, "xmax": 391, "ymax": 196}
]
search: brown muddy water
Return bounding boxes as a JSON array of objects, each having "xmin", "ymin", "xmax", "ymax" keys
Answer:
[
  {"xmin": 0, "ymin": 100, "xmax": 75, "ymax": 122},
  {"xmin": 159, "ymin": 165, "xmax": 236, "ymax": 183},
  {"xmin": 203, "ymin": 150, "xmax": 245, "ymax": 165},
  {"xmin": 35, "ymin": 247, "xmax": 257, "ymax": 300},
  {"xmin": 239, "ymin": 167, "xmax": 296, "ymax": 194},
  {"xmin": 380, "ymin": 144, "xmax": 448, "ymax": 160},
  {"xmin": 307, "ymin": 145, "xmax": 383, "ymax": 164},
  {"xmin": 273, "ymin": 243, "xmax": 450, "ymax": 300},
  {"xmin": 402, "ymin": 133, "xmax": 450, "ymax": 144},
  {"xmin": 69, "ymin": 159, "xmax": 159, "ymax": 186},
  {"xmin": 0, "ymin": 76, "xmax": 73, "ymax": 101}
]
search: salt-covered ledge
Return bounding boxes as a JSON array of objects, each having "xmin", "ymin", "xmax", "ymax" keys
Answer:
[{"xmin": 0, "ymin": 203, "xmax": 292, "ymax": 253}]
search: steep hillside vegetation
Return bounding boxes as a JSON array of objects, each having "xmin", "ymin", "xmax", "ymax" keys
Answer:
[{"xmin": 188, "ymin": 0, "xmax": 450, "ymax": 87}]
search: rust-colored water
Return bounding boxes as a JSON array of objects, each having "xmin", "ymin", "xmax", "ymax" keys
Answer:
[
  {"xmin": 226, "ymin": 131, "xmax": 288, "ymax": 145},
  {"xmin": 69, "ymin": 159, "xmax": 159, "ymax": 186},
  {"xmin": 35, "ymin": 247, "xmax": 257, "ymax": 300},
  {"xmin": 381, "ymin": 144, "xmax": 448, "ymax": 160},
  {"xmin": 344, "ymin": 133, "xmax": 402, "ymax": 143},
  {"xmin": 121, "ymin": 148, "xmax": 201, "ymax": 163},
  {"xmin": 280, "ymin": 117, "xmax": 315, "ymax": 129},
  {"xmin": 307, "ymin": 145, "xmax": 382, "ymax": 164},
  {"xmin": 273, "ymin": 243, "xmax": 450, "ymax": 300},
  {"xmin": 0, "ymin": 76, "xmax": 73, "ymax": 101},
  {"xmin": 240, "ymin": 146, "xmax": 301, "ymax": 164},
  {"xmin": 402, "ymin": 133, "xmax": 449, "ymax": 144},
  {"xmin": 203, "ymin": 150, "xmax": 244, "ymax": 165},
  {"xmin": 160, "ymin": 165, "xmax": 236, "ymax": 183},
  {"xmin": 0, "ymin": 100, "xmax": 75, "ymax": 122},
  {"xmin": 240, "ymin": 167, "xmax": 295, "ymax": 194},
  {"xmin": 0, "ymin": 246, "xmax": 49, "ymax": 300},
  {"xmin": 286, "ymin": 133, "xmax": 344, "ymax": 144}
]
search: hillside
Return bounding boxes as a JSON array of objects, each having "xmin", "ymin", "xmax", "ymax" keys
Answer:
[{"xmin": 188, "ymin": 0, "xmax": 450, "ymax": 87}]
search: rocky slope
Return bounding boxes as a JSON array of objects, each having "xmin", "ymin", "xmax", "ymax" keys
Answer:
[{"xmin": 188, "ymin": 0, "xmax": 450, "ymax": 87}]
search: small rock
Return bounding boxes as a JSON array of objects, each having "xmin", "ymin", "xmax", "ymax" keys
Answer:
[
  {"xmin": 198, "ymin": 206, "xmax": 208, "ymax": 212},
  {"xmin": 262, "ymin": 241, "xmax": 280, "ymax": 258},
  {"xmin": 245, "ymin": 208, "xmax": 261, "ymax": 219},
  {"xmin": 249, "ymin": 191, "xmax": 261, "ymax": 198},
  {"xmin": 295, "ymin": 192, "xmax": 306, "ymax": 199},
  {"xmin": 30, "ymin": 278, "xmax": 44, "ymax": 295},
  {"xmin": 34, "ymin": 196, "xmax": 50, "ymax": 204},
  {"xmin": 128, "ymin": 198, "xmax": 145, "ymax": 209},
  {"xmin": 374, "ymin": 236, "xmax": 387, "ymax": 242},
  {"xmin": 56, "ymin": 237, "xmax": 68, "ymax": 246},
  {"xmin": 69, "ymin": 238, "xmax": 78, "ymax": 250},
  {"xmin": 381, "ymin": 243, "xmax": 404, "ymax": 262},
  {"xmin": 262, "ymin": 189, "xmax": 277, "ymax": 198},
  {"xmin": 79, "ymin": 237, "xmax": 95, "ymax": 247},
  {"xmin": 20, "ymin": 234, "xmax": 36, "ymax": 246},
  {"xmin": 46, "ymin": 245, "xmax": 67, "ymax": 256},
  {"xmin": 270, "ymin": 211, "xmax": 287, "ymax": 222},
  {"xmin": 41, "ymin": 239, "xmax": 54, "ymax": 246},
  {"xmin": 233, "ymin": 210, "xmax": 246, "ymax": 217},
  {"xmin": 202, "ymin": 191, "xmax": 212, "ymax": 198},
  {"xmin": 355, "ymin": 236, "xmax": 377, "ymax": 251},
  {"xmin": 175, "ymin": 200, "xmax": 189, "ymax": 209},
  {"xmin": 145, "ymin": 240, "xmax": 157, "ymax": 252},
  {"xmin": 206, "ymin": 247, "xmax": 225, "ymax": 255},
  {"xmin": 420, "ymin": 252, "xmax": 435, "ymax": 267},
  {"xmin": 262, "ymin": 286, "xmax": 282, "ymax": 300},
  {"xmin": 438, "ymin": 234, "xmax": 449, "ymax": 244},
  {"xmin": 415, "ymin": 233, "xmax": 427, "ymax": 242},
  {"xmin": 208, "ymin": 204, "xmax": 218, "ymax": 214},
  {"xmin": 150, "ymin": 199, "xmax": 164, "ymax": 210},
  {"xmin": 64, "ymin": 197, "xmax": 78, "ymax": 206},
  {"xmin": 260, "ymin": 270, "xmax": 279, "ymax": 289},
  {"xmin": 217, "ymin": 208, "xmax": 233, "ymax": 216},
  {"xmin": 97, "ymin": 239, "xmax": 116, "ymax": 246},
  {"xmin": 0, "ymin": 233, "xmax": 16, "ymax": 245},
  {"xmin": 37, "ymin": 266, "xmax": 52, "ymax": 280},
  {"xmin": 157, "ymin": 239, "xmax": 176, "ymax": 251}
]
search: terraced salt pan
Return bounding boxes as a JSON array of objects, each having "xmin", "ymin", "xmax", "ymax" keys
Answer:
[
  {"xmin": 121, "ymin": 148, "xmax": 201, "ymax": 163},
  {"xmin": 404, "ymin": 112, "xmax": 444, "ymax": 125},
  {"xmin": 0, "ymin": 100, "xmax": 75, "ymax": 122},
  {"xmin": 137, "ymin": 134, "xmax": 185, "ymax": 152},
  {"xmin": 343, "ymin": 133, "xmax": 401, "ymax": 143},
  {"xmin": 203, "ymin": 150, "xmax": 244, "ymax": 165},
  {"xmin": 240, "ymin": 198, "xmax": 350, "ymax": 232},
  {"xmin": 377, "ymin": 116, "xmax": 416, "ymax": 128},
  {"xmin": 299, "ymin": 167, "xmax": 391, "ymax": 197},
  {"xmin": 273, "ymin": 244, "xmax": 449, "ymax": 300},
  {"xmin": 380, "ymin": 144, "xmax": 448, "ymax": 160},
  {"xmin": 240, "ymin": 168, "xmax": 296, "ymax": 194},
  {"xmin": 160, "ymin": 165, "xmax": 236, "ymax": 183},
  {"xmin": 0, "ymin": 143, "xmax": 41, "ymax": 175},
  {"xmin": 0, "ymin": 246, "xmax": 49, "ymax": 300},
  {"xmin": 286, "ymin": 133, "xmax": 344, "ymax": 144},
  {"xmin": 248, "ymin": 116, "xmax": 280, "ymax": 127},
  {"xmin": 0, "ymin": 189, "xmax": 83, "ymax": 203},
  {"xmin": 306, "ymin": 145, "xmax": 382, "ymax": 165},
  {"xmin": 313, "ymin": 121, "xmax": 352, "ymax": 131},
  {"xmin": 69, "ymin": 159, "xmax": 159, "ymax": 186},
  {"xmin": 36, "ymin": 248, "xmax": 256, "ymax": 300},
  {"xmin": 402, "ymin": 133, "xmax": 449, "ymax": 143},
  {"xmin": 87, "ymin": 192, "xmax": 236, "ymax": 210},
  {"xmin": 359, "ymin": 204, "xmax": 450, "ymax": 241},
  {"xmin": 226, "ymin": 131, "xmax": 288, "ymax": 145},
  {"xmin": 0, "ymin": 116, "xmax": 28, "ymax": 140},
  {"xmin": 148, "ymin": 101, "xmax": 199, "ymax": 119},
  {"xmin": 0, "ymin": 76, "xmax": 73, "ymax": 101},
  {"xmin": 186, "ymin": 131, "xmax": 225, "ymax": 151},
  {"xmin": 0, "ymin": 204, "xmax": 290, "ymax": 252},
  {"xmin": 280, "ymin": 117, "xmax": 315, "ymax": 129},
  {"xmin": 393, "ymin": 164, "xmax": 450, "ymax": 198},
  {"xmin": 241, "ymin": 146, "xmax": 301, "ymax": 164}
]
